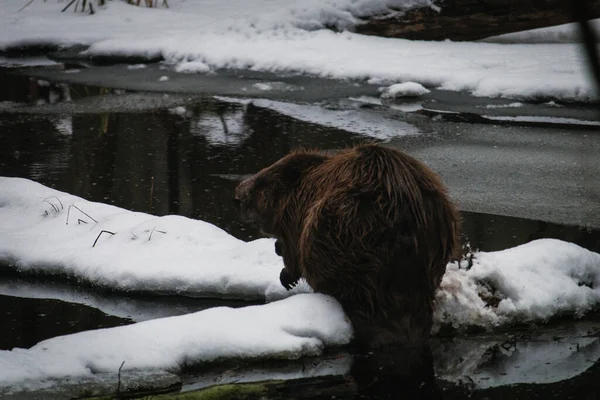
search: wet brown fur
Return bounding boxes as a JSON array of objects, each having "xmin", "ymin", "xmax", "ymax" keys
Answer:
[{"xmin": 235, "ymin": 144, "xmax": 460, "ymax": 348}]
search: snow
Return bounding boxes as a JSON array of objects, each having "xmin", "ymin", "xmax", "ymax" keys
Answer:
[
  {"xmin": 380, "ymin": 82, "xmax": 430, "ymax": 98},
  {"xmin": 0, "ymin": 293, "xmax": 352, "ymax": 389},
  {"xmin": 483, "ymin": 19, "xmax": 600, "ymax": 44},
  {"xmin": 126, "ymin": 63, "xmax": 147, "ymax": 70},
  {"xmin": 484, "ymin": 102, "xmax": 524, "ymax": 109},
  {"xmin": 174, "ymin": 60, "xmax": 211, "ymax": 74},
  {"xmin": 0, "ymin": 177, "xmax": 309, "ymax": 302},
  {"xmin": 434, "ymin": 239, "xmax": 600, "ymax": 331},
  {"xmin": 251, "ymin": 82, "xmax": 305, "ymax": 92},
  {"xmin": 0, "ymin": 0, "xmax": 595, "ymax": 101}
]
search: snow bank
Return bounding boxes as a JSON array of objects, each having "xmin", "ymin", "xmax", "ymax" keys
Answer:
[
  {"xmin": 435, "ymin": 239, "xmax": 600, "ymax": 330},
  {"xmin": 0, "ymin": 177, "xmax": 309, "ymax": 301},
  {"xmin": 380, "ymin": 82, "xmax": 430, "ymax": 98},
  {"xmin": 0, "ymin": 293, "xmax": 352, "ymax": 388},
  {"xmin": 0, "ymin": 0, "xmax": 595, "ymax": 101}
]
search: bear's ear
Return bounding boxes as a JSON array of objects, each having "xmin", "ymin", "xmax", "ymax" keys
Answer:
[{"xmin": 279, "ymin": 153, "xmax": 328, "ymax": 184}]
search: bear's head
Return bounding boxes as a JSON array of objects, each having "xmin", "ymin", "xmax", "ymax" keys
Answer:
[{"xmin": 234, "ymin": 150, "xmax": 328, "ymax": 237}]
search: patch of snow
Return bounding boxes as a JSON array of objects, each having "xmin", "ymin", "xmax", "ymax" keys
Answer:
[
  {"xmin": 434, "ymin": 239, "xmax": 600, "ymax": 331},
  {"xmin": 0, "ymin": 177, "xmax": 308, "ymax": 301},
  {"xmin": 482, "ymin": 19, "xmax": 600, "ymax": 44},
  {"xmin": 483, "ymin": 102, "xmax": 524, "ymax": 109},
  {"xmin": 158, "ymin": 75, "xmax": 169, "ymax": 81},
  {"xmin": 0, "ymin": 293, "xmax": 352, "ymax": 390},
  {"xmin": 483, "ymin": 115, "xmax": 600, "ymax": 126},
  {"xmin": 388, "ymin": 101, "xmax": 423, "ymax": 112},
  {"xmin": 174, "ymin": 60, "xmax": 211, "ymax": 74},
  {"xmin": 168, "ymin": 106, "xmax": 189, "ymax": 117},
  {"xmin": 63, "ymin": 69, "xmax": 80, "ymax": 74},
  {"xmin": 380, "ymin": 82, "xmax": 430, "ymax": 98},
  {"xmin": 216, "ymin": 96, "xmax": 420, "ymax": 140},
  {"xmin": 126, "ymin": 63, "xmax": 147, "ymax": 70},
  {"xmin": 0, "ymin": 0, "xmax": 595, "ymax": 101},
  {"xmin": 251, "ymin": 82, "xmax": 305, "ymax": 91}
]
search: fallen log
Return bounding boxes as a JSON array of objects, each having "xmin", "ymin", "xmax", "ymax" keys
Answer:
[{"xmin": 356, "ymin": 0, "xmax": 600, "ymax": 41}]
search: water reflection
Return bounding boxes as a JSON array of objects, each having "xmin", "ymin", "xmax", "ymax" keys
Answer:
[{"xmin": 0, "ymin": 98, "xmax": 367, "ymax": 240}]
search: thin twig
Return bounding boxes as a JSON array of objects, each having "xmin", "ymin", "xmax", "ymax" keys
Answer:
[
  {"xmin": 117, "ymin": 360, "xmax": 126, "ymax": 396},
  {"xmin": 62, "ymin": 0, "xmax": 77, "ymax": 13},
  {"xmin": 18, "ymin": 0, "xmax": 36, "ymax": 12},
  {"xmin": 92, "ymin": 230, "xmax": 115, "ymax": 248},
  {"xmin": 43, "ymin": 196, "xmax": 64, "ymax": 210},
  {"xmin": 148, "ymin": 228, "xmax": 166, "ymax": 241},
  {"xmin": 42, "ymin": 199, "xmax": 59, "ymax": 214},
  {"xmin": 66, "ymin": 204, "xmax": 98, "ymax": 225}
]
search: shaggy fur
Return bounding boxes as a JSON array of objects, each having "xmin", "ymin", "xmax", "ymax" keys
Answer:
[{"xmin": 235, "ymin": 144, "xmax": 459, "ymax": 348}]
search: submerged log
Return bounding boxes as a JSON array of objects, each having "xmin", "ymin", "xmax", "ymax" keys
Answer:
[{"xmin": 356, "ymin": 0, "xmax": 600, "ymax": 41}]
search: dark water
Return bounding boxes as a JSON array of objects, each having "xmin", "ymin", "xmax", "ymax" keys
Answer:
[
  {"xmin": 2, "ymin": 68, "xmax": 600, "ymax": 398},
  {"xmin": 0, "ymin": 295, "xmax": 131, "ymax": 350}
]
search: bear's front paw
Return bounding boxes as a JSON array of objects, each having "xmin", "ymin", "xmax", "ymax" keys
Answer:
[
  {"xmin": 279, "ymin": 268, "xmax": 298, "ymax": 291},
  {"xmin": 274, "ymin": 239, "xmax": 283, "ymax": 257}
]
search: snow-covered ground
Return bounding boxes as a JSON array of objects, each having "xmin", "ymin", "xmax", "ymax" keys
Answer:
[
  {"xmin": 0, "ymin": 177, "xmax": 309, "ymax": 302},
  {"xmin": 0, "ymin": 293, "xmax": 352, "ymax": 389},
  {"xmin": 0, "ymin": 0, "xmax": 596, "ymax": 101},
  {"xmin": 2, "ymin": 176, "xmax": 600, "ymax": 389}
]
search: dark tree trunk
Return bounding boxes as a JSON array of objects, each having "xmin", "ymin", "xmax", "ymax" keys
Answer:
[{"xmin": 356, "ymin": 0, "xmax": 600, "ymax": 41}]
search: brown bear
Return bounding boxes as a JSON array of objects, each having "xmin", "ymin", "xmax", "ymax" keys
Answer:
[{"xmin": 234, "ymin": 144, "xmax": 459, "ymax": 348}]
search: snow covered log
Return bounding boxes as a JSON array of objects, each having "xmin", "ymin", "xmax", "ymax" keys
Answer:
[{"xmin": 357, "ymin": 0, "xmax": 600, "ymax": 41}]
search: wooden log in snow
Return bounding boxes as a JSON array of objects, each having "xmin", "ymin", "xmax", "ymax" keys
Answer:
[{"xmin": 356, "ymin": 0, "xmax": 600, "ymax": 41}]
